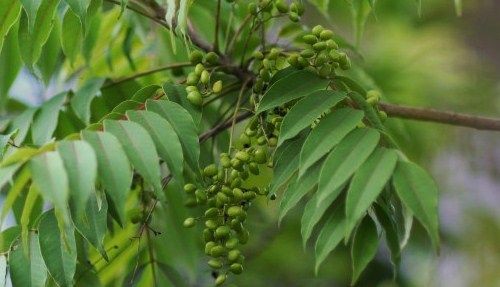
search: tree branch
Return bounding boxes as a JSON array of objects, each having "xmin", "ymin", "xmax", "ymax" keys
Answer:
[
  {"xmin": 379, "ymin": 103, "xmax": 500, "ymax": 131},
  {"xmin": 103, "ymin": 62, "xmax": 192, "ymax": 89}
]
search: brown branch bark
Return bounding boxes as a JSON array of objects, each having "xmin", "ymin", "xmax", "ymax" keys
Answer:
[{"xmin": 379, "ymin": 103, "xmax": 500, "ymax": 131}]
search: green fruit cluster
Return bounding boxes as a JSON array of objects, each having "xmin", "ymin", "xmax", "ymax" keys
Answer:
[
  {"xmin": 182, "ymin": 115, "xmax": 286, "ymax": 285},
  {"xmin": 186, "ymin": 51, "xmax": 223, "ymax": 107},
  {"xmin": 288, "ymin": 25, "xmax": 351, "ymax": 77},
  {"xmin": 246, "ymin": 0, "xmax": 304, "ymax": 22}
]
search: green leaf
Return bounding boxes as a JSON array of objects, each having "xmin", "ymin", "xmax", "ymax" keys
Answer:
[
  {"xmin": 20, "ymin": 185, "xmax": 42, "ymax": 249},
  {"xmin": 127, "ymin": 110, "xmax": 184, "ymax": 186},
  {"xmin": 392, "ymin": 161, "xmax": 439, "ymax": 249},
  {"xmin": 0, "ymin": 23, "xmax": 22, "ymax": 110},
  {"xmin": 0, "ymin": 167, "xmax": 29, "ymax": 225},
  {"xmin": 316, "ymin": 128, "xmax": 380, "ymax": 206},
  {"xmin": 277, "ymin": 90, "xmax": 346, "ymax": 146},
  {"xmin": 314, "ymin": 204, "xmax": 346, "ymax": 274},
  {"xmin": 8, "ymin": 108, "xmax": 37, "ymax": 145},
  {"xmin": 61, "ymin": 8, "xmax": 83, "ymax": 65},
  {"xmin": 299, "ymin": 108, "xmax": 364, "ymax": 176},
  {"xmin": 31, "ymin": 92, "xmax": 67, "ymax": 146},
  {"xmin": 0, "ymin": 0, "xmax": 21, "ymax": 53},
  {"xmin": 9, "ymin": 232, "xmax": 47, "ymax": 287},
  {"xmin": 146, "ymin": 100, "xmax": 200, "ymax": 173},
  {"xmin": 30, "ymin": 151, "xmax": 69, "ymax": 216},
  {"xmin": 73, "ymin": 192, "xmax": 108, "ymax": 259},
  {"xmin": 71, "ymin": 78, "xmax": 105, "ymax": 124},
  {"xmin": 119, "ymin": 0, "xmax": 129, "ymax": 18},
  {"xmin": 345, "ymin": 148, "xmax": 397, "ymax": 238},
  {"xmin": 350, "ymin": 0, "xmax": 373, "ymax": 47},
  {"xmin": 0, "ymin": 226, "xmax": 20, "ymax": 253},
  {"xmin": 57, "ymin": 140, "xmax": 97, "ymax": 216},
  {"xmin": 18, "ymin": 0, "xmax": 60, "ymax": 68},
  {"xmin": 163, "ymin": 82, "xmax": 202, "ymax": 126},
  {"xmin": 257, "ymin": 70, "xmax": 329, "ymax": 113},
  {"xmin": 38, "ymin": 210, "xmax": 77, "ymax": 287},
  {"xmin": 63, "ymin": 0, "xmax": 91, "ymax": 30},
  {"xmin": 279, "ymin": 159, "xmax": 323, "ymax": 224},
  {"xmin": 37, "ymin": 18, "xmax": 61, "ymax": 84},
  {"xmin": 301, "ymin": 184, "xmax": 345, "ymax": 247},
  {"xmin": 351, "ymin": 216, "xmax": 379, "ymax": 284},
  {"xmin": 131, "ymin": 85, "xmax": 161, "ymax": 103},
  {"xmin": 20, "ymin": 0, "xmax": 41, "ymax": 33},
  {"xmin": 374, "ymin": 203, "xmax": 400, "ymax": 275},
  {"xmin": 103, "ymin": 120, "xmax": 164, "ymax": 201},
  {"xmin": 270, "ymin": 132, "xmax": 306, "ymax": 195},
  {"xmin": 81, "ymin": 131, "xmax": 132, "ymax": 225}
]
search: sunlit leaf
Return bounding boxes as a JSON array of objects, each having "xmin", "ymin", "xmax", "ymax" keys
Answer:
[
  {"xmin": 31, "ymin": 92, "xmax": 67, "ymax": 146},
  {"xmin": 316, "ymin": 128, "xmax": 380, "ymax": 206},
  {"xmin": 392, "ymin": 160, "xmax": 439, "ymax": 249},
  {"xmin": 0, "ymin": 0, "xmax": 21, "ymax": 53},
  {"xmin": 299, "ymin": 108, "xmax": 364, "ymax": 176},
  {"xmin": 9, "ymin": 232, "xmax": 47, "ymax": 287},
  {"xmin": 351, "ymin": 216, "xmax": 379, "ymax": 284},
  {"xmin": 277, "ymin": 90, "xmax": 346, "ymax": 146},
  {"xmin": 127, "ymin": 110, "xmax": 184, "ymax": 186},
  {"xmin": 104, "ymin": 120, "xmax": 164, "ymax": 201},
  {"xmin": 257, "ymin": 70, "xmax": 329, "ymax": 113},
  {"xmin": 71, "ymin": 78, "xmax": 105, "ymax": 124},
  {"xmin": 81, "ymin": 131, "xmax": 132, "ymax": 225},
  {"xmin": 57, "ymin": 140, "xmax": 97, "ymax": 216},
  {"xmin": 61, "ymin": 8, "xmax": 83, "ymax": 65},
  {"xmin": 146, "ymin": 100, "xmax": 200, "ymax": 174},
  {"xmin": 38, "ymin": 210, "xmax": 77, "ymax": 287},
  {"xmin": 345, "ymin": 147, "xmax": 398, "ymax": 239}
]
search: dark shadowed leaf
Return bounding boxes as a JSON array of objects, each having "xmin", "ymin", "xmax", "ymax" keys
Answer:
[{"xmin": 351, "ymin": 216, "xmax": 379, "ymax": 284}]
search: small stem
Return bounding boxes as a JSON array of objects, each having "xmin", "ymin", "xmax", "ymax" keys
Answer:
[
  {"xmin": 103, "ymin": 62, "xmax": 192, "ymax": 89},
  {"xmin": 226, "ymin": 15, "xmax": 252, "ymax": 55},
  {"xmin": 228, "ymin": 79, "xmax": 251, "ymax": 153},
  {"xmin": 214, "ymin": 0, "xmax": 222, "ymax": 52}
]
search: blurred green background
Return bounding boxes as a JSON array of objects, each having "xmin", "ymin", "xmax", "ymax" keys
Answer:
[
  {"xmin": 3, "ymin": 0, "xmax": 499, "ymax": 286},
  {"xmin": 229, "ymin": 1, "xmax": 500, "ymax": 286}
]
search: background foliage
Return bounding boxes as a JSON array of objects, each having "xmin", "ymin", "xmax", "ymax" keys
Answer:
[{"xmin": 0, "ymin": 0, "xmax": 499, "ymax": 286}]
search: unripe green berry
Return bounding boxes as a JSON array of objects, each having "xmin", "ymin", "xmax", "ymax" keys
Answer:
[
  {"xmin": 326, "ymin": 39, "xmax": 339, "ymax": 49},
  {"xmin": 205, "ymin": 219, "xmax": 218, "ymax": 230},
  {"xmin": 227, "ymin": 206, "xmax": 244, "ymax": 218},
  {"xmin": 205, "ymin": 52, "xmax": 219, "ymax": 65},
  {"xmin": 239, "ymin": 170, "xmax": 249, "ymax": 180},
  {"xmin": 205, "ymin": 241, "xmax": 216, "ymax": 254},
  {"xmin": 195, "ymin": 189, "xmax": 207, "ymax": 204},
  {"xmin": 184, "ymin": 183, "xmax": 196, "ymax": 193},
  {"xmin": 230, "ymin": 263, "xmax": 243, "ymax": 274},
  {"xmin": 185, "ymin": 85, "xmax": 198, "ymax": 93},
  {"xmin": 276, "ymin": 0, "xmax": 289, "ymax": 13},
  {"xmin": 215, "ymin": 274, "xmax": 226, "ymax": 286},
  {"xmin": 303, "ymin": 34, "xmax": 317, "ymax": 45},
  {"xmin": 312, "ymin": 25, "xmax": 324, "ymax": 36},
  {"xmin": 189, "ymin": 50, "xmax": 203, "ymax": 64},
  {"xmin": 214, "ymin": 226, "xmax": 231, "ymax": 239},
  {"xmin": 186, "ymin": 72, "xmax": 199, "ymax": 85},
  {"xmin": 187, "ymin": 91, "xmax": 202, "ymax": 106},
  {"xmin": 300, "ymin": 49, "xmax": 315, "ymax": 58},
  {"xmin": 268, "ymin": 137, "xmax": 277, "ymax": 147},
  {"xmin": 245, "ymin": 128, "xmax": 257, "ymax": 137},
  {"xmin": 232, "ymin": 188, "xmax": 244, "ymax": 201},
  {"xmin": 183, "ymin": 217, "xmax": 196, "ymax": 228},
  {"xmin": 204, "ymin": 229, "xmax": 214, "ymax": 242},
  {"xmin": 253, "ymin": 147, "xmax": 267, "ymax": 164},
  {"xmin": 378, "ymin": 111, "xmax": 387, "ymax": 121},
  {"xmin": 248, "ymin": 3, "xmax": 257, "ymax": 15},
  {"xmin": 288, "ymin": 11, "xmax": 299, "ymax": 22},
  {"xmin": 216, "ymin": 192, "xmax": 229, "ymax": 205},
  {"xmin": 228, "ymin": 249, "xmax": 241, "ymax": 262},
  {"xmin": 200, "ymin": 70, "xmax": 210, "ymax": 84},
  {"xmin": 235, "ymin": 151, "xmax": 250, "ymax": 162},
  {"xmin": 210, "ymin": 245, "xmax": 226, "ymax": 257},
  {"xmin": 287, "ymin": 54, "xmax": 299, "ymax": 67},
  {"xmin": 313, "ymin": 41, "xmax": 327, "ymax": 51},
  {"xmin": 220, "ymin": 156, "xmax": 231, "ymax": 168},
  {"xmin": 319, "ymin": 29, "xmax": 334, "ymax": 40},
  {"xmin": 194, "ymin": 63, "xmax": 204, "ymax": 75},
  {"xmin": 205, "ymin": 207, "xmax": 219, "ymax": 218},
  {"xmin": 225, "ymin": 237, "xmax": 239, "ymax": 249},
  {"xmin": 230, "ymin": 158, "xmax": 243, "ymax": 170},
  {"xmin": 243, "ymin": 191, "xmax": 256, "ymax": 200},
  {"xmin": 212, "ymin": 80, "xmax": 223, "ymax": 93},
  {"xmin": 203, "ymin": 164, "xmax": 218, "ymax": 177},
  {"xmin": 230, "ymin": 177, "xmax": 242, "ymax": 188},
  {"xmin": 248, "ymin": 162, "xmax": 259, "ymax": 175},
  {"xmin": 208, "ymin": 259, "xmax": 223, "ymax": 269},
  {"xmin": 253, "ymin": 51, "xmax": 264, "ymax": 60}
]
